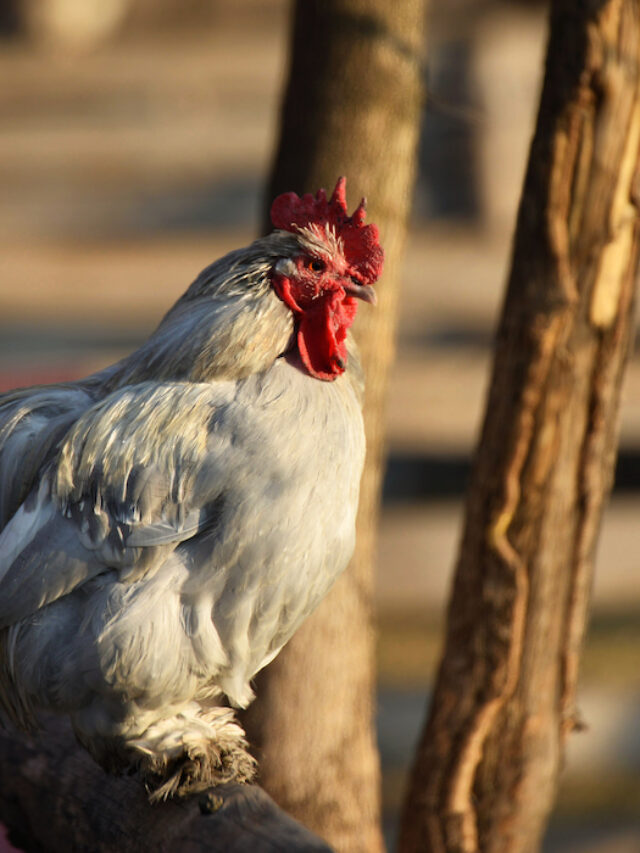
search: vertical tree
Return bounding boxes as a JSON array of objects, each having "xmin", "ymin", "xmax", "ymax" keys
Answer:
[
  {"xmin": 242, "ymin": 1, "xmax": 425, "ymax": 850},
  {"xmin": 400, "ymin": 1, "xmax": 640, "ymax": 851}
]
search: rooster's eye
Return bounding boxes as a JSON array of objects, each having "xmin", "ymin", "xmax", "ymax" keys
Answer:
[{"xmin": 307, "ymin": 259, "xmax": 325, "ymax": 273}]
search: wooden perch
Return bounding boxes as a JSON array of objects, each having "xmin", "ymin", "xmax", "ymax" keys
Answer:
[{"xmin": 0, "ymin": 715, "xmax": 333, "ymax": 852}]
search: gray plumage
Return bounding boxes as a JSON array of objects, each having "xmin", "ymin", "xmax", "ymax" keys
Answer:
[{"xmin": 0, "ymin": 227, "xmax": 370, "ymax": 799}]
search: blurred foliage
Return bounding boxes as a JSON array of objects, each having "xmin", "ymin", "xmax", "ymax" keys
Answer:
[
  {"xmin": 555, "ymin": 767, "xmax": 640, "ymax": 819},
  {"xmin": 377, "ymin": 607, "xmax": 640, "ymax": 689}
]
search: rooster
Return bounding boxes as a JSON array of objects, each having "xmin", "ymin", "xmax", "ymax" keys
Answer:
[{"xmin": 0, "ymin": 178, "xmax": 382, "ymax": 800}]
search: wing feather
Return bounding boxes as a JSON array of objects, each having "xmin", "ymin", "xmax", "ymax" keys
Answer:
[
  {"xmin": 0, "ymin": 381, "xmax": 231, "ymax": 628},
  {"xmin": 0, "ymin": 384, "xmax": 95, "ymax": 529}
]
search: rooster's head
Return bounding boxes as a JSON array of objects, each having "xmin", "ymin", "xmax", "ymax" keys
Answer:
[{"xmin": 270, "ymin": 177, "xmax": 383, "ymax": 381}]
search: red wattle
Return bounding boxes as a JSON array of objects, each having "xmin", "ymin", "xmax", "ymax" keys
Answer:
[{"xmin": 296, "ymin": 291, "xmax": 357, "ymax": 381}]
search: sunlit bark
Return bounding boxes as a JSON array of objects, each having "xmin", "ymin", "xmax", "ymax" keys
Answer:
[{"xmin": 399, "ymin": 2, "xmax": 640, "ymax": 851}]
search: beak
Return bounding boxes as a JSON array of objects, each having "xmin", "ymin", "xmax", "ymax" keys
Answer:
[{"xmin": 344, "ymin": 278, "xmax": 377, "ymax": 306}]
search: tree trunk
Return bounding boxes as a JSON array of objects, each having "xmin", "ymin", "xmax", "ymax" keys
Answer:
[
  {"xmin": 399, "ymin": 1, "xmax": 640, "ymax": 852},
  {"xmin": 241, "ymin": 1, "xmax": 425, "ymax": 851}
]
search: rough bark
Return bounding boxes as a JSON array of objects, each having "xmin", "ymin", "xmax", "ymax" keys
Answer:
[
  {"xmin": 0, "ymin": 716, "xmax": 332, "ymax": 852},
  {"xmin": 399, "ymin": 1, "xmax": 640, "ymax": 852},
  {"xmin": 241, "ymin": 2, "xmax": 425, "ymax": 851}
]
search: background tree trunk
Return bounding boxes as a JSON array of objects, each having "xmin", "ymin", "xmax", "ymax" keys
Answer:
[
  {"xmin": 241, "ymin": 1, "xmax": 425, "ymax": 850},
  {"xmin": 399, "ymin": 1, "xmax": 640, "ymax": 851}
]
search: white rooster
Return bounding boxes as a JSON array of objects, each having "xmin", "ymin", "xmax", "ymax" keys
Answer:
[{"xmin": 0, "ymin": 178, "xmax": 383, "ymax": 800}]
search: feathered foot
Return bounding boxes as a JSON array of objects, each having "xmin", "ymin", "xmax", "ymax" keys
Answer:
[{"xmin": 129, "ymin": 705, "xmax": 256, "ymax": 802}]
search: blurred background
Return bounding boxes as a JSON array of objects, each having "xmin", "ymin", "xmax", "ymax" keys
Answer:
[{"xmin": 0, "ymin": 0, "xmax": 639, "ymax": 850}]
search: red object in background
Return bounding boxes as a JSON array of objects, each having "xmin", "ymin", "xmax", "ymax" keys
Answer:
[
  {"xmin": 0, "ymin": 824, "xmax": 21, "ymax": 853},
  {"xmin": 0, "ymin": 367, "xmax": 86, "ymax": 393}
]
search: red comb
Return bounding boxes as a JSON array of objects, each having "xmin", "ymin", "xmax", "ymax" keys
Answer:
[{"xmin": 270, "ymin": 177, "xmax": 384, "ymax": 286}]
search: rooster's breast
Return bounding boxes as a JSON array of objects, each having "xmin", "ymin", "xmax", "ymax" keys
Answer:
[{"xmin": 199, "ymin": 354, "xmax": 366, "ymax": 705}]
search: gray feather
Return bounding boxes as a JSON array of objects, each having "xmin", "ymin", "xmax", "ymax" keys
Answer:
[
  {"xmin": 0, "ymin": 384, "xmax": 95, "ymax": 528},
  {"xmin": 0, "ymin": 226, "xmax": 369, "ymax": 797}
]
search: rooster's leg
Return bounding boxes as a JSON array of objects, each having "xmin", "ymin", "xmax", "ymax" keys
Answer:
[
  {"xmin": 132, "ymin": 705, "xmax": 256, "ymax": 801},
  {"xmin": 85, "ymin": 703, "xmax": 256, "ymax": 801}
]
